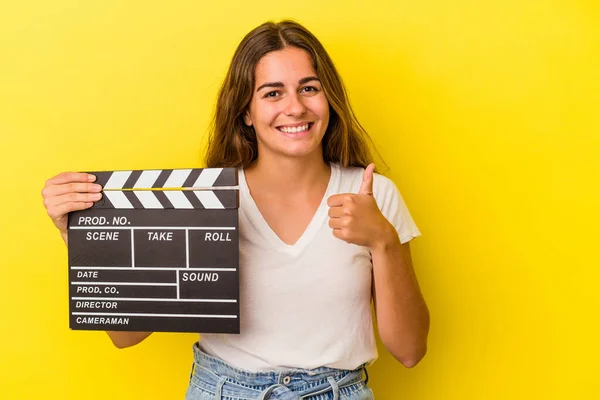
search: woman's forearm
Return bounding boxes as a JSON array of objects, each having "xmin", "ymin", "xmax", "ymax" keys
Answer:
[
  {"xmin": 106, "ymin": 331, "xmax": 153, "ymax": 348},
  {"xmin": 371, "ymin": 227, "xmax": 430, "ymax": 368}
]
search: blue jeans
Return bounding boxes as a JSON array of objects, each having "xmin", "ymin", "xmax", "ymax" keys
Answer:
[{"xmin": 185, "ymin": 342, "xmax": 374, "ymax": 400}]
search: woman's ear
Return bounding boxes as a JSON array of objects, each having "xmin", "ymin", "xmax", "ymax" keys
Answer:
[{"xmin": 243, "ymin": 111, "xmax": 253, "ymax": 127}]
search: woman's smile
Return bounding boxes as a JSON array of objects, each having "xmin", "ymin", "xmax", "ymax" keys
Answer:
[{"xmin": 276, "ymin": 122, "xmax": 314, "ymax": 137}]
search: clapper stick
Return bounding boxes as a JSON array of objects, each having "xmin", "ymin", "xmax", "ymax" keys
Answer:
[
  {"xmin": 67, "ymin": 168, "xmax": 240, "ymax": 334},
  {"xmin": 102, "ymin": 186, "xmax": 239, "ymax": 191},
  {"xmin": 95, "ymin": 168, "xmax": 237, "ymax": 190}
]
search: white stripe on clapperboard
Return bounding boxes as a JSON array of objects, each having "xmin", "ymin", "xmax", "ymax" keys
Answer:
[
  {"xmin": 104, "ymin": 191, "xmax": 134, "ymax": 209},
  {"xmin": 134, "ymin": 170, "xmax": 162, "ymax": 189},
  {"xmin": 165, "ymin": 191, "xmax": 193, "ymax": 209},
  {"xmin": 163, "ymin": 169, "xmax": 192, "ymax": 188},
  {"xmin": 102, "ymin": 168, "xmax": 227, "ymax": 209},
  {"xmin": 72, "ymin": 312, "xmax": 237, "ymax": 318},
  {"xmin": 71, "ymin": 297, "xmax": 237, "ymax": 303},
  {"xmin": 104, "ymin": 170, "xmax": 132, "ymax": 190},
  {"xmin": 69, "ymin": 226, "xmax": 235, "ymax": 230},
  {"xmin": 71, "ymin": 282, "xmax": 176, "ymax": 286},
  {"xmin": 70, "ymin": 266, "xmax": 236, "ymax": 271}
]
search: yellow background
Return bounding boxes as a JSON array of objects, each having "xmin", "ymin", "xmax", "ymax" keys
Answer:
[{"xmin": 1, "ymin": 1, "xmax": 599, "ymax": 399}]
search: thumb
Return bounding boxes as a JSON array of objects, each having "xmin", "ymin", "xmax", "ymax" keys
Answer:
[{"xmin": 358, "ymin": 163, "xmax": 375, "ymax": 195}]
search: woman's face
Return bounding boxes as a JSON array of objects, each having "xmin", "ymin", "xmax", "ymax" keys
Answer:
[{"xmin": 244, "ymin": 46, "xmax": 330, "ymax": 161}]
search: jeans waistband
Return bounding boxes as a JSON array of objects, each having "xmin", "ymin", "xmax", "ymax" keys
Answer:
[{"xmin": 190, "ymin": 342, "xmax": 368, "ymax": 400}]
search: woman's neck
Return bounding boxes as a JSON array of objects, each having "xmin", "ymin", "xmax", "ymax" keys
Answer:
[{"xmin": 244, "ymin": 153, "xmax": 331, "ymax": 195}]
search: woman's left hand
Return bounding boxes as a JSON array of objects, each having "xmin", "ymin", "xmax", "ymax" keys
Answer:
[{"xmin": 327, "ymin": 163, "xmax": 397, "ymax": 250}]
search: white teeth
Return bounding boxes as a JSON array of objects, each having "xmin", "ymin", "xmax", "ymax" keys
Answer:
[{"xmin": 279, "ymin": 124, "xmax": 309, "ymax": 133}]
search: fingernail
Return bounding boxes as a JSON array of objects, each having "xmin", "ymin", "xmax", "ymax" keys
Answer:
[
  {"xmin": 93, "ymin": 184, "xmax": 102, "ymax": 191},
  {"xmin": 85, "ymin": 202, "xmax": 93, "ymax": 207},
  {"xmin": 88, "ymin": 174, "xmax": 96, "ymax": 182},
  {"xmin": 92, "ymin": 193, "xmax": 102, "ymax": 199}
]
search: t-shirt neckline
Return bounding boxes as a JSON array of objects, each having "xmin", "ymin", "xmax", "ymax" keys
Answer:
[{"xmin": 239, "ymin": 163, "xmax": 339, "ymax": 256}]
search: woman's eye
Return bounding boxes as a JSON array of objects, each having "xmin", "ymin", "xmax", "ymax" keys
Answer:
[
  {"xmin": 301, "ymin": 86, "xmax": 319, "ymax": 94},
  {"xmin": 264, "ymin": 91, "xmax": 280, "ymax": 98}
]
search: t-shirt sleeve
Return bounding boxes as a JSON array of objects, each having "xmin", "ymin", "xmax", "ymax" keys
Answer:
[{"xmin": 373, "ymin": 174, "xmax": 422, "ymax": 244}]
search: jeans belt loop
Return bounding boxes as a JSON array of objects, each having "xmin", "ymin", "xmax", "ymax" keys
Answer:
[{"xmin": 215, "ymin": 376, "xmax": 227, "ymax": 400}]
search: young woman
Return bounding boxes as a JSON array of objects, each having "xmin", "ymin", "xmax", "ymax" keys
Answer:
[{"xmin": 42, "ymin": 20, "xmax": 429, "ymax": 400}]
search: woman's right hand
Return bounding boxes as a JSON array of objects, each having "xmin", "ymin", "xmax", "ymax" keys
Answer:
[{"xmin": 42, "ymin": 172, "xmax": 103, "ymax": 241}]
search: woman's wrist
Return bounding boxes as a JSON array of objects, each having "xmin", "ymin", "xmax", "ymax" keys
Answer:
[{"xmin": 370, "ymin": 222, "xmax": 400, "ymax": 253}]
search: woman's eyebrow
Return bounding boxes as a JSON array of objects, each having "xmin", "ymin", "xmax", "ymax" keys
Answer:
[
  {"xmin": 256, "ymin": 76, "xmax": 321, "ymax": 92},
  {"xmin": 298, "ymin": 76, "xmax": 320, "ymax": 85},
  {"xmin": 256, "ymin": 81, "xmax": 284, "ymax": 92}
]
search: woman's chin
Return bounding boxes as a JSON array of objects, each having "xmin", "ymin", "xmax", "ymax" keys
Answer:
[
  {"xmin": 259, "ymin": 133, "xmax": 325, "ymax": 160},
  {"xmin": 275, "ymin": 144, "xmax": 323, "ymax": 159}
]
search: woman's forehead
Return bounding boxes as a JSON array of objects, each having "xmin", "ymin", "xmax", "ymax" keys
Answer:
[{"xmin": 254, "ymin": 47, "xmax": 317, "ymax": 84}]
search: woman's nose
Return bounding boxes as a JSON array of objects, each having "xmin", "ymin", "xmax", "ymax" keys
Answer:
[{"xmin": 283, "ymin": 93, "xmax": 307, "ymax": 117}]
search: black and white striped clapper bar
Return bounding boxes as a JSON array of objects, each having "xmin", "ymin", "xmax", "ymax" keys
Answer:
[{"xmin": 67, "ymin": 168, "xmax": 240, "ymax": 334}]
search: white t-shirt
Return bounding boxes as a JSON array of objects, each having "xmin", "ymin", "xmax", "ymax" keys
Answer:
[{"xmin": 198, "ymin": 162, "xmax": 421, "ymax": 371}]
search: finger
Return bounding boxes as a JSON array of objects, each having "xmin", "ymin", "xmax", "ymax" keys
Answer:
[
  {"xmin": 328, "ymin": 218, "xmax": 342, "ymax": 229},
  {"xmin": 328, "ymin": 216, "xmax": 351, "ymax": 229},
  {"xmin": 358, "ymin": 163, "xmax": 375, "ymax": 196},
  {"xmin": 42, "ymin": 182, "xmax": 103, "ymax": 199},
  {"xmin": 326, "ymin": 194, "xmax": 353, "ymax": 207},
  {"xmin": 47, "ymin": 201, "xmax": 95, "ymax": 220},
  {"xmin": 331, "ymin": 228, "xmax": 346, "ymax": 241},
  {"xmin": 45, "ymin": 172, "xmax": 96, "ymax": 186},
  {"xmin": 44, "ymin": 192, "xmax": 103, "ymax": 208},
  {"xmin": 327, "ymin": 206, "xmax": 345, "ymax": 218}
]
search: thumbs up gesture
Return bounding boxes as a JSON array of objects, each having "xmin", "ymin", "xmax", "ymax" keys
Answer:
[{"xmin": 326, "ymin": 163, "xmax": 396, "ymax": 249}]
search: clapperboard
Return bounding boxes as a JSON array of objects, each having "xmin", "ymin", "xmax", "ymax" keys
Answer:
[{"xmin": 67, "ymin": 168, "xmax": 240, "ymax": 334}]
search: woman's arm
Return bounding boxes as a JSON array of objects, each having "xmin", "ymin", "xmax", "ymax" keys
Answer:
[
  {"xmin": 370, "ymin": 230, "xmax": 430, "ymax": 368},
  {"xmin": 105, "ymin": 331, "xmax": 153, "ymax": 348},
  {"xmin": 327, "ymin": 164, "xmax": 430, "ymax": 368}
]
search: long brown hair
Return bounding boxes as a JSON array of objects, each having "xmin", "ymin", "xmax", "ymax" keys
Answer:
[{"xmin": 204, "ymin": 20, "xmax": 384, "ymax": 171}]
